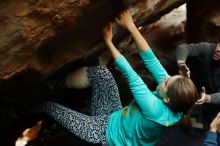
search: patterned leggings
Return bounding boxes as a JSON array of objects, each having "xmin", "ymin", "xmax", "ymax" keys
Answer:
[{"xmin": 42, "ymin": 66, "xmax": 122, "ymax": 145}]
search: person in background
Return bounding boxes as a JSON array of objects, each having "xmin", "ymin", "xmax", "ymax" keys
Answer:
[
  {"xmin": 176, "ymin": 42, "xmax": 220, "ymax": 130},
  {"xmin": 40, "ymin": 11, "xmax": 198, "ymax": 146},
  {"xmin": 176, "ymin": 42, "xmax": 220, "ymax": 105},
  {"xmin": 203, "ymin": 112, "xmax": 220, "ymax": 146}
]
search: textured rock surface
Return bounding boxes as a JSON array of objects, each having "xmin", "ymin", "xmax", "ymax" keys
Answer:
[
  {"xmin": 186, "ymin": 0, "xmax": 220, "ymax": 43},
  {"xmin": 0, "ymin": 0, "xmax": 185, "ymax": 91},
  {"xmin": 0, "ymin": 0, "xmax": 131, "ymax": 93}
]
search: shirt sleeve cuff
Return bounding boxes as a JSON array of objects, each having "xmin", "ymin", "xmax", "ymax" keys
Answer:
[
  {"xmin": 139, "ymin": 48, "xmax": 152, "ymax": 58},
  {"xmin": 114, "ymin": 55, "xmax": 133, "ymax": 74},
  {"xmin": 206, "ymin": 131, "xmax": 217, "ymax": 140}
]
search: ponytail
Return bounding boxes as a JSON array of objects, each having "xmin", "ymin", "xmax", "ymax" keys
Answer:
[{"xmin": 179, "ymin": 114, "xmax": 192, "ymax": 133}]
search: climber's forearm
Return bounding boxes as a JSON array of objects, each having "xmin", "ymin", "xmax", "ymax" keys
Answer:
[
  {"xmin": 105, "ymin": 41, "xmax": 121, "ymax": 60},
  {"xmin": 127, "ymin": 25, "xmax": 150, "ymax": 52}
]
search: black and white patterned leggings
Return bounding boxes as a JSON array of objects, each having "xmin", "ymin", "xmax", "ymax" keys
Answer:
[{"xmin": 42, "ymin": 66, "xmax": 122, "ymax": 145}]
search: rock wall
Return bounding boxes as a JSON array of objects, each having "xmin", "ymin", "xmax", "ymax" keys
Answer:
[
  {"xmin": 0, "ymin": 0, "xmax": 185, "ymax": 94},
  {"xmin": 186, "ymin": 0, "xmax": 220, "ymax": 42}
]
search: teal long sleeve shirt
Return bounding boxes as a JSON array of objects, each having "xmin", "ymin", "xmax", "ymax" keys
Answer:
[{"xmin": 106, "ymin": 49, "xmax": 183, "ymax": 146}]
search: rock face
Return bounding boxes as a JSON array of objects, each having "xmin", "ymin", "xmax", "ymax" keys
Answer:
[
  {"xmin": 186, "ymin": 0, "xmax": 220, "ymax": 43},
  {"xmin": 0, "ymin": 0, "xmax": 185, "ymax": 91},
  {"xmin": 0, "ymin": 0, "xmax": 131, "ymax": 92}
]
